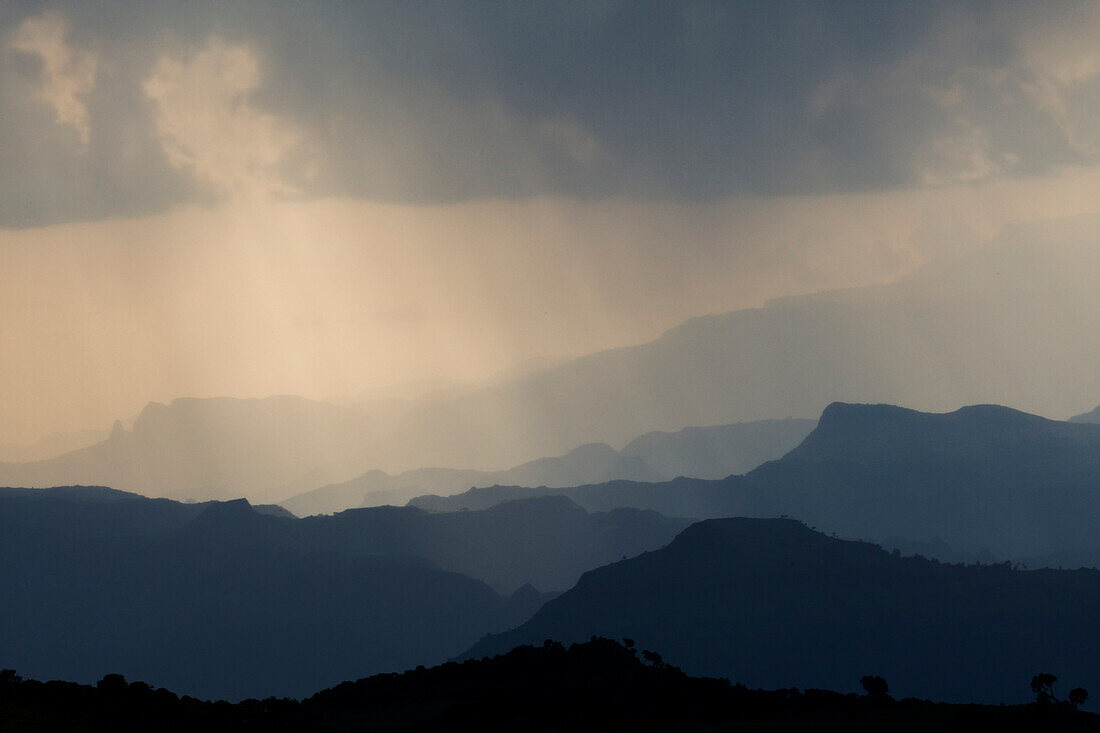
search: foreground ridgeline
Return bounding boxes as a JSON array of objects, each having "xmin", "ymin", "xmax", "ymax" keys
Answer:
[{"xmin": 1, "ymin": 639, "xmax": 1095, "ymax": 732}]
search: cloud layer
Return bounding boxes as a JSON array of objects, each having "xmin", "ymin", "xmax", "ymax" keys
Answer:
[{"xmin": 4, "ymin": 2, "xmax": 1100, "ymax": 226}]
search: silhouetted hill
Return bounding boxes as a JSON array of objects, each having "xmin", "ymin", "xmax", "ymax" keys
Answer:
[
  {"xmin": 1070, "ymin": 405, "xmax": 1100, "ymax": 424},
  {"xmin": 0, "ymin": 488, "xmax": 595, "ymax": 699},
  {"xmin": 4, "ymin": 638, "xmax": 1097, "ymax": 731},
  {"xmin": 282, "ymin": 442, "xmax": 662, "ymax": 517},
  {"xmin": 0, "ymin": 485, "xmax": 209, "ymax": 545},
  {"xmin": 620, "ymin": 418, "xmax": 816, "ymax": 479},
  {"xmin": 465, "ymin": 519, "xmax": 1100, "ymax": 704}
]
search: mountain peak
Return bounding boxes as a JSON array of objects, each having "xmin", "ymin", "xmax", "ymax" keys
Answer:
[
  {"xmin": 1070, "ymin": 404, "xmax": 1100, "ymax": 424},
  {"xmin": 785, "ymin": 401, "xmax": 1082, "ymax": 466},
  {"xmin": 666, "ymin": 517, "xmax": 827, "ymax": 555},
  {"xmin": 191, "ymin": 498, "xmax": 256, "ymax": 523}
]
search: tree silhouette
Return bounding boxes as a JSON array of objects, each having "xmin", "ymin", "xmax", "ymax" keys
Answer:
[
  {"xmin": 1069, "ymin": 687, "xmax": 1089, "ymax": 707},
  {"xmin": 1031, "ymin": 673, "xmax": 1058, "ymax": 704},
  {"xmin": 860, "ymin": 675, "xmax": 889, "ymax": 699},
  {"xmin": 96, "ymin": 673, "xmax": 127, "ymax": 692}
]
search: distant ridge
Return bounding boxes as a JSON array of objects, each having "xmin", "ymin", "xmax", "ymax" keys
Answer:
[
  {"xmin": 419, "ymin": 402, "xmax": 1100, "ymax": 562},
  {"xmin": 281, "ymin": 442, "xmax": 662, "ymax": 517},
  {"xmin": 0, "ymin": 396, "xmax": 389, "ymax": 504},
  {"xmin": 284, "ymin": 418, "xmax": 813, "ymax": 516},
  {"xmin": 1070, "ymin": 404, "xmax": 1100, "ymax": 424}
]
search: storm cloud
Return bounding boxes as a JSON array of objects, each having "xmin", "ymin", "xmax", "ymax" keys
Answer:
[{"xmin": 4, "ymin": 1, "xmax": 1100, "ymax": 227}]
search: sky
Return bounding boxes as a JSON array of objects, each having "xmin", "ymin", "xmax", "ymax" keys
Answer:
[{"xmin": 4, "ymin": 1, "xmax": 1100, "ymax": 445}]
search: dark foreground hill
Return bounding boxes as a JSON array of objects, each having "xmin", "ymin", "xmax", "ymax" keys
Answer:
[
  {"xmin": 417, "ymin": 403, "xmax": 1100, "ymax": 561},
  {"xmin": 0, "ymin": 488, "xmax": 575, "ymax": 700},
  {"xmin": 0, "ymin": 486, "xmax": 689, "ymax": 698},
  {"xmin": 2, "ymin": 639, "xmax": 1096, "ymax": 732},
  {"xmin": 466, "ymin": 519, "xmax": 1100, "ymax": 704}
]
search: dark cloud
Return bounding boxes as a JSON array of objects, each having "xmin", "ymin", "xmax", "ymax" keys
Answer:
[{"xmin": 2, "ymin": 0, "xmax": 1099, "ymax": 226}]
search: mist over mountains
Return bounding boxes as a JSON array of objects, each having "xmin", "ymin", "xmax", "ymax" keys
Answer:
[
  {"xmin": 372, "ymin": 235, "xmax": 1100, "ymax": 469},
  {"xmin": 3, "ymin": 230, "xmax": 1100, "ymax": 713},
  {"xmin": 0, "ymin": 402, "xmax": 811, "ymax": 508},
  {"xmin": 10, "ymin": 3, "xmax": 1100, "ymax": 726},
  {"xmin": 0, "ymin": 428, "xmax": 110, "ymax": 464},
  {"xmin": 2, "ymin": 237, "xmax": 1099, "ymax": 506}
]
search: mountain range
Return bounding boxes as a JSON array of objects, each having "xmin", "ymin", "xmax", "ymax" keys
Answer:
[
  {"xmin": 0, "ymin": 484, "xmax": 693, "ymax": 699},
  {"xmin": 417, "ymin": 402, "xmax": 1100, "ymax": 562},
  {"xmin": 283, "ymin": 418, "xmax": 814, "ymax": 516},
  {"xmin": 466, "ymin": 518, "xmax": 1100, "ymax": 704}
]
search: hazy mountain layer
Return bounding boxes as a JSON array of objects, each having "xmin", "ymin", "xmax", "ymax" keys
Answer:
[
  {"xmin": 0, "ymin": 396, "xmax": 391, "ymax": 503},
  {"xmin": 372, "ymin": 239, "xmax": 1100, "ymax": 469},
  {"xmin": 466, "ymin": 518, "xmax": 1100, "ymax": 704},
  {"xmin": 417, "ymin": 402, "xmax": 1100, "ymax": 561},
  {"xmin": 617, "ymin": 418, "xmax": 817, "ymax": 479},
  {"xmin": 5, "ymin": 240, "xmax": 1099, "ymax": 503},
  {"xmin": 281, "ymin": 442, "xmax": 661, "ymax": 517},
  {"xmin": 283, "ymin": 418, "xmax": 812, "ymax": 516},
  {"xmin": 290, "ymin": 496, "xmax": 689, "ymax": 592},
  {"xmin": 410, "ymin": 477, "xmax": 742, "ymax": 517},
  {"xmin": 1070, "ymin": 405, "xmax": 1100, "ymax": 424},
  {"xmin": 0, "ymin": 428, "xmax": 109, "ymax": 463}
]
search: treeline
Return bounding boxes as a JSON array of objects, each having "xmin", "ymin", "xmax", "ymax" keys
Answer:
[{"xmin": 1, "ymin": 639, "xmax": 1096, "ymax": 732}]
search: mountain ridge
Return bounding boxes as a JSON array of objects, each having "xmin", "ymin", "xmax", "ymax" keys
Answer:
[{"xmin": 464, "ymin": 517, "xmax": 1100, "ymax": 704}]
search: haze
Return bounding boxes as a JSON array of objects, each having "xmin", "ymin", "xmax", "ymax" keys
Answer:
[{"xmin": 4, "ymin": 1, "xmax": 1100, "ymax": 447}]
